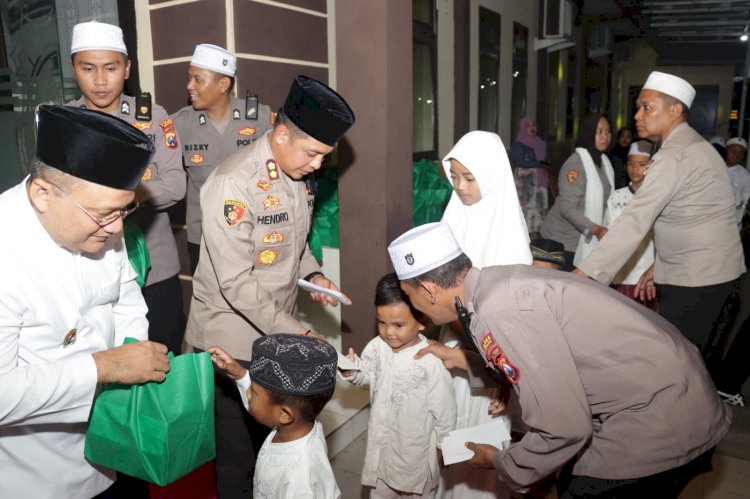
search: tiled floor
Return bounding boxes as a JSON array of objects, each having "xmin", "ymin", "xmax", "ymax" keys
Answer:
[{"xmin": 328, "ymin": 405, "xmax": 750, "ymax": 499}]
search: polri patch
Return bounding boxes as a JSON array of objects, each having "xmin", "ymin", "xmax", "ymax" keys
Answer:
[
  {"xmin": 132, "ymin": 121, "xmax": 152, "ymax": 131},
  {"xmin": 266, "ymin": 160, "xmax": 280, "ymax": 181},
  {"xmin": 238, "ymin": 126, "xmax": 256, "ymax": 136},
  {"xmin": 567, "ymin": 170, "xmax": 579, "ymax": 184},
  {"xmin": 257, "ymin": 179, "xmax": 271, "ymax": 192},
  {"xmin": 262, "ymin": 230, "xmax": 284, "ymax": 244},
  {"xmin": 263, "ymin": 195, "xmax": 281, "ymax": 210},
  {"xmin": 190, "ymin": 153, "xmax": 205, "ymax": 164},
  {"xmin": 160, "ymin": 118, "xmax": 178, "ymax": 149},
  {"xmin": 480, "ymin": 332, "xmax": 520, "ymax": 384},
  {"xmin": 224, "ymin": 199, "xmax": 247, "ymax": 227},
  {"xmin": 257, "ymin": 249, "xmax": 278, "ymax": 265}
]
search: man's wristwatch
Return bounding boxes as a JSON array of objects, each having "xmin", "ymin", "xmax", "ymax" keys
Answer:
[{"xmin": 303, "ymin": 271, "xmax": 324, "ymax": 282}]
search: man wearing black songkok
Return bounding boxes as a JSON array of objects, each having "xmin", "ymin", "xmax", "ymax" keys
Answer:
[
  {"xmin": 0, "ymin": 105, "xmax": 171, "ymax": 499},
  {"xmin": 185, "ymin": 75, "xmax": 355, "ymax": 497}
]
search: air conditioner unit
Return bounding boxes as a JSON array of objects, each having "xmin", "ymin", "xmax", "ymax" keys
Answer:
[
  {"xmin": 589, "ymin": 24, "xmax": 612, "ymax": 58},
  {"xmin": 543, "ymin": 0, "xmax": 574, "ymax": 39}
]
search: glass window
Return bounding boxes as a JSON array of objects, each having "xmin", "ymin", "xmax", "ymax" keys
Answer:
[
  {"xmin": 413, "ymin": 0, "xmax": 437, "ymax": 158},
  {"xmin": 511, "ymin": 23, "xmax": 528, "ymax": 132},
  {"xmin": 0, "ymin": 0, "xmax": 121, "ymax": 191},
  {"xmin": 478, "ymin": 7, "xmax": 500, "ymax": 133}
]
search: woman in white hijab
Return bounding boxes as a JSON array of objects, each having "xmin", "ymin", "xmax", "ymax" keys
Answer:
[{"xmin": 437, "ymin": 131, "xmax": 530, "ymax": 499}]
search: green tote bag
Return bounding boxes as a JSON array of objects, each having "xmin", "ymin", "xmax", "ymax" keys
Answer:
[{"xmin": 84, "ymin": 341, "xmax": 215, "ymax": 486}]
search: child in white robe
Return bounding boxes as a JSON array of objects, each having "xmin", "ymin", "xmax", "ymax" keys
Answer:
[
  {"xmin": 209, "ymin": 334, "xmax": 340, "ymax": 499},
  {"xmin": 342, "ymin": 272, "xmax": 456, "ymax": 498}
]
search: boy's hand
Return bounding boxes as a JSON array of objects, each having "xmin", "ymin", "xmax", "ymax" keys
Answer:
[
  {"xmin": 466, "ymin": 442, "xmax": 498, "ymax": 469},
  {"xmin": 208, "ymin": 346, "xmax": 248, "ymax": 380},
  {"xmin": 487, "ymin": 398, "xmax": 506, "ymax": 416},
  {"xmin": 340, "ymin": 348, "xmax": 357, "ymax": 378}
]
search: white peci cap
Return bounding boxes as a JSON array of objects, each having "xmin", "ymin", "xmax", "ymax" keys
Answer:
[
  {"xmin": 642, "ymin": 71, "xmax": 696, "ymax": 109},
  {"xmin": 71, "ymin": 21, "xmax": 127, "ymax": 55},
  {"xmin": 190, "ymin": 44, "xmax": 236, "ymax": 77},
  {"xmin": 628, "ymin": 140, "xmax": 652, "ymax": 158},
  {"xmin": 387, "ymin": 223, "xmax": 463, "ymax": 280},
  {"xmin": 727, "ymin": 137, "xmax": 748, "ymax": 150}
]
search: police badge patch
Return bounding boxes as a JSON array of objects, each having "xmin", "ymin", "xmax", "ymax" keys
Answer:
[
  {"xmin": 567, "ymin": 170, "xmax": 579, "ymax": 184},
  {"xmin": 224, "ymin": 199, "xmax": 247, "ymax": 227},
  {"xmin": 405, "ymin": 253, "xmax": 415, "ymax": 265}
]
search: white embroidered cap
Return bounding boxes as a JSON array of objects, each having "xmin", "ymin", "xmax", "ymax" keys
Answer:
[
  {"xmin": 191, "ymin": 44, "xmax": 236, "ymax": 77},
  {"xmin": 628, "ymin": 140, "xmax": 651, "ymax": 158},
  {"xmin": 727, "ymin": 137, "xmax": 748, "ymax": 150},
  {"xmin": 71, "ymin": 21, "xmax": 127, "ymax": 55},
  {"xmin": 388, "ymin": 222, "xmax": 463, "ymax": 280},
  {"xmin": 642, "ymin": 71, "xmax": 696, "ymax": 109}
]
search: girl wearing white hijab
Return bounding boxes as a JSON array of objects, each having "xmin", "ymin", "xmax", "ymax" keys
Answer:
[
  {"xmin": 437, "ymin": 131, "xmax": 530, "ymax": 499},
  {"xmin": 441, "ymin": 131, "xmax": 532, "ymax": 267}
]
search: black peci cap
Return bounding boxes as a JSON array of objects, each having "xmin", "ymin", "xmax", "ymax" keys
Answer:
[
  {"xmin": 530, "ymin": 238, "xmax": 566, "ymax": 266},
  {"xmin": 248, "ymin": 334, "xmax": 337, "ymax": 396},
  {"xmin": 35, "ymin": 105, "xmax": 155, "ymax": 190},
  {"xmin": 282, "ymin": 75, "xmax": 355, "ymax": 146}
]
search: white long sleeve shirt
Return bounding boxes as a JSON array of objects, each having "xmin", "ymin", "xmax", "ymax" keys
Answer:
[
  {"xmin": 344, "ymin": 335, "xmax": 456, "ymax": 494},
  {"xmin": 0, "ymin": 180, "xmax": 148, "ymax": 499},
  {"xmin": 727, "ymin": 163, "xmax": 750, "ymax": 226},
  {"xmin": 605, "ymin": 186, "xmax": 655, "ymax": 285}
]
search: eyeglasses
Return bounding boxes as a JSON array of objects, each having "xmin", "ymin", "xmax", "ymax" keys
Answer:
[{"xmin": 50, "ymin": 183, "xmax": 139, "ymax": 228}]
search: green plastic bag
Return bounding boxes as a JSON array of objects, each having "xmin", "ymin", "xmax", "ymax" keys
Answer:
[
  {"xmin": 412, "ymin": 158, "xmax": 453, "ymax": 226},
  {"xmin": 84, "ymin": 340, "xmax": 216, "ymax": 486},
  {"xmin": 123, "ymin": 219, "xmax": 151, "ymax": 287}
]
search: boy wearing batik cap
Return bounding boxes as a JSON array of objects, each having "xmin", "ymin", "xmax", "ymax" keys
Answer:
[
  {"xmin": 604, "ymin": 139, "xmax": 656, "ymax": 307},
  {"xmin": 209, "ymin": 335, "xmax": 340, "ymax": 498}
]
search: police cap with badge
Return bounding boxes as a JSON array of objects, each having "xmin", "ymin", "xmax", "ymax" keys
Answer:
[{"xmin": 36, "ymin": 105, "xmax": 155, "ymax": 189}]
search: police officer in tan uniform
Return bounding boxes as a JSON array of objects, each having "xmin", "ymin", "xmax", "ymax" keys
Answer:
[
  {"xmin": 575, "ymin": 72, "xmax": 745, "ymax": 363},
  {"xmin": 67, "ymin": 21, "xmax": 185, "ymax": 359},
  {"xmin": 171, "ymin": 44, "xmax": 273, "ymax": 272},
  {"xmin": 389, "ymin": 223, "xmax": 730, "ymax": 498},
  {"xmin": 186, "ymin": 75, "xmax": 354, "ymax": 498}
]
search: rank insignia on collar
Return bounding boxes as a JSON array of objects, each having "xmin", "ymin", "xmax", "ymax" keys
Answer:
[
  {"xmin": 567, "ymin": 170, "xmax": 579, "ymax": 184},
  {"xmin": 121, "ymin": 101, "xmax": 130, "ymax": 115},
  {"xmin": 224, "ymin": 199, "xmax": 248, "ymax": 227},
  {"xmin": 263, "ymin": 195, "xmax": 281, "ymax": 210},
  {"xmin": 257, "ymin": 249, "xmax": 278, "ymax": 265},
  {"xmin": 257, "ymin": 179, "xmax": 271, "ymax": 192},
  {"xmin": 132, "ymin": 121, "xmax": 152, "ymax": 131},
  {"xmin": 62, "ymin": 328, "xmax": 77, "ymax": 348},
  {"xmin": 199, "ymin": 114, "xmax": 207, "ymax": 126},
  {"xmin": 233, "ymin": 109, "xmax": 241, "ymax": 120},
  {"xmin": 481, "ymin": 333, "xmax": 520, "ymax": 384},
  {"xmin": 262, "ymin": 230, "xmax": 284, "ymax": 244},
  {"xmin": 238, "ymin": 126, "xmax": 256, "ymax": 136},
  {"xmin": 190, "ymin": 153, "xmax": 205, "ymax": 164},
  {"xmin": 266, "ymin": 160, "xmax": 280, "ymax": 181},
  {"xmin": 160, "ymin": 118, "xmax": 178, "ymax": 149},
  {"xmin": 141, "ymin": 166, "xmax": 153, "ymax": 181}
]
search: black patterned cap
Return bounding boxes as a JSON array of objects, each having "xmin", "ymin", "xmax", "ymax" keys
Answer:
[
  {"xmin": 282, "ymin": 75, "xmax": 355, "ymax": 146},
  {"xmin": 36, "ymin": 105, "xmax": 154, "ymax": 190},
  {"xmin": 530, "ymin": 238, "xmax": 566, "ymax": 266},
  {"xmin": 249, "ymin": 334, "xmax": 337, "ymax": 396}
]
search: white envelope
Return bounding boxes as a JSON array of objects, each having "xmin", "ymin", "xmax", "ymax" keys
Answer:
[
  {"xmin": 441, "ymin": 418, "xmax": 512, "ymax": 466},
  {"xmin": 337, "ymin": 351, "xmax": 360, "ymax": 371},
  {"xmin": 297, "ymin": 279, "xmax": 352, "ymax": 305}
]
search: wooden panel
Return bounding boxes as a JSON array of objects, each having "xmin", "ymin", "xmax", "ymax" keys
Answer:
[
  {"xmin": 151, "ymin": 0, "xmax": 226, "ymax": 61},
  {"xmin": 154, "ymin": 63, "xmax": 193, "ymax": 114},
  {"xmin": 234, "ymin": 1, "xmax": 327, "ymax": 63},
  {"xmin": 235, "ymin": 59, "xmax": 328, "ymax": 111},
  {"xmin": 273, "ymin": 0, "xmax": 326, "ymax": 12}
]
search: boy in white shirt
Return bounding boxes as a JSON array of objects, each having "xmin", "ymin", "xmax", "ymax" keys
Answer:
[
  {"xmin": 605, "ymin": 140, "xmax": 656, "ymax": 308},
  {"xmin": 342, "ymin": 272, "xmax": 456, "ymax": 498},
  {"xmin": 209, "ymin": 335, "xmax": 340, "ymax": 498}
]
